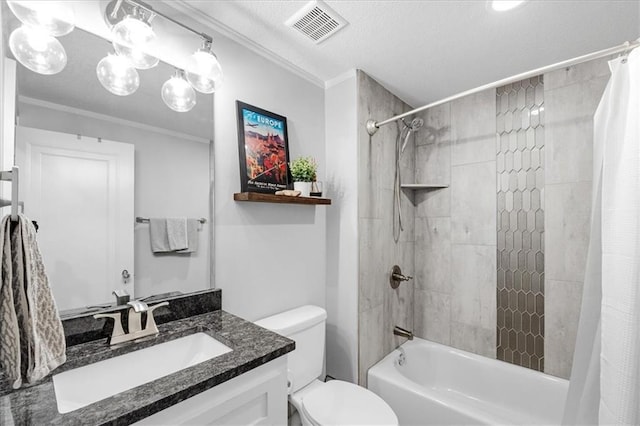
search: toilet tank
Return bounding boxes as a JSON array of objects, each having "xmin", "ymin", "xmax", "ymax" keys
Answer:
[{"xmin": 255, "ymin": 305, "xmax": 326, "ymax": 393}]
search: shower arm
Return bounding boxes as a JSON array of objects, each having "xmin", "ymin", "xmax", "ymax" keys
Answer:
[{"xmin": 366, "ymin": 39, "xmax": 640, "ymax": 136}]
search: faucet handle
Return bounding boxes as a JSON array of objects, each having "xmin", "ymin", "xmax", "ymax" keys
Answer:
[
  {"xmin": 94, "ymin": 312, "xmax": 125, "ymax": 340},
  {"xmin": 144, "ymin": 301, "xmax": 169, "ymax": 334},
  {"xmin": 147, "ymin": 301, "xmax": 169, "ymax": 313},
  {"xmin": 127, "ymin": 300, "xmax": 149, "ymax": 313}
]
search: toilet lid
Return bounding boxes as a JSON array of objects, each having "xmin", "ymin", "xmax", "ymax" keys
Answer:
[{"xmin": 301, "ymin": 381, "xmax": 398, "ymax": 426}]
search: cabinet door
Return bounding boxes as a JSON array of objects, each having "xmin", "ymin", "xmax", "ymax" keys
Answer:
[{"xmin": 135, "ymin": 356, "xmax": 287, "ymax": 425}]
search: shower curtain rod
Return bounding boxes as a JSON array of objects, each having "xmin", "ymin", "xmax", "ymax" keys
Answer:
[{"xmin": 366, "ymin": 39, "xmax": 640, "ymax": 136}]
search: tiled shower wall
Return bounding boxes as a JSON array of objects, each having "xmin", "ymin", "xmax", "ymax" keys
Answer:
[
  {"xmin": 543, "ymin": 57, "xmax": 610, "ymax": 378},
  {"xmin": 357, "ymin": 70, "xmax": 415, "ymax": 386},
  {"xmin": 413, "ymin": 90, "xmax": 497, "ymax": 357},
  {"xmin": 496, "ymin": 77, "xmax": 545, "ymax": 371},
  {"xmin": 358, "ymin": 58, "xmax": 609, "ymax": 381}
]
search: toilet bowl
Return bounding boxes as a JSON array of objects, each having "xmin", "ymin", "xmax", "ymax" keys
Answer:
[
  {"xmin": 255, "ymin": 305, "xmax": 398, "ymax": 426},
  {"xmin": 291, "ymin": 379, "xmax": 398, "ymax": 426}
]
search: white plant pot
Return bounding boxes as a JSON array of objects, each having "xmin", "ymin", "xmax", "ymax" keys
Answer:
[{"xmin": 293, "ymin": 181, "xmax": 312, "ymax": 197}]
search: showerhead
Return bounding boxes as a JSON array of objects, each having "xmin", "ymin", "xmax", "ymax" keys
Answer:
[
  {"xmin": 409, "ymin": 118, "xmax": 424, "ymax": 131},
  {"xmin": 400, "ymin": 117, "xmax": 424, "ymax": 153}
]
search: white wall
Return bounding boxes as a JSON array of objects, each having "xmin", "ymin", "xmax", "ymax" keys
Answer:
[
  {"xmin": 210, "ymin": 29, "xmax": 327, "ymax": 320},
  {"xmin": 325, "ymin": 72, "xmax": 358, "ymax": 382}
]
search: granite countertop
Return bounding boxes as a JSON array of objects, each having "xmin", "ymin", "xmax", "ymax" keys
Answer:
[{"xmin": 0, "ymin": 310, "xmax": 295, "ymax": 425}]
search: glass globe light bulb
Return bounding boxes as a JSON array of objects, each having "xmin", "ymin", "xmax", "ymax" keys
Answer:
[
  {"xmin": 112, "ymin": 15, "xmax": 158, "ymax": 69},
  {"xmin": 491, "ymin": 0, "xmax": 527, "ymax": 12},
  {"xmin": 9, "ymin": 25, "xmax": 67, "ymax": 75},
  {"xmin": 162, "ymin": 71, "xmax": 196, "ymax": 112},
  {"xmin": 185, "ymin": 48, "xmax": 223, "ymax": 94},
  {"xmin": 96, "ymin": 53, "xmax": 140, "ymax": 96},
  {"xmin": 7, "ymin": 0, "xmax": 75, "ymax": 36}
]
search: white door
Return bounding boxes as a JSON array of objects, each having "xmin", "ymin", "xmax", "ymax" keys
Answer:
[{"xmin": 16, "ymin": 126, "xmax": 134, "ymax": 311}]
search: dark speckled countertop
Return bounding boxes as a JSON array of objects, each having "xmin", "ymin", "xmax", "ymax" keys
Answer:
[{"xmin": 0, "ymin": 310, "xmax": 295, "ymax": 425}]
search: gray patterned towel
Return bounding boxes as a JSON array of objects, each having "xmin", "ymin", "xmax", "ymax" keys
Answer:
[
  {"xmin": 0, "ymin": 216, "xmax": 21, "ymax": 388},
  {"xmin": 0, "ymin": 214, "xmax": 66, "ymax": 389}
]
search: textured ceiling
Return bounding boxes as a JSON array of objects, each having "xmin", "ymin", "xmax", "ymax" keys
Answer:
[{"xmin": 181, "ymin": 0, "xmax": 639, "ymax": 107}]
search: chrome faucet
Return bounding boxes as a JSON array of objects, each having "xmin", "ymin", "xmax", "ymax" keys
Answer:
[
  {"xmin": 94, "ymin": 300, "xmax": 169, "ymax": 345},
  {"xmin": 393, "ymin": 325, "xmax": 414, "ymax": 340}
]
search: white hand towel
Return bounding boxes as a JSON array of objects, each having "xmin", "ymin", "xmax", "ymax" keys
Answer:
[
  {"xmin": 166, "ymin": 218, "xmax": 188, "ymax": 251},
  {"xmin": 149, "ymin": 218, "xmax": 170, "ymax": 253},
  {"xmin": 176, "ymin": 219, "xmax": 199, "ymax": 254}
]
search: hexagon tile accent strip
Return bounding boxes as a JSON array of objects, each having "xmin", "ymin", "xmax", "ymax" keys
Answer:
[{"xmin": 496, "ymin": 76, "xmax": 545, "ymax": 372}]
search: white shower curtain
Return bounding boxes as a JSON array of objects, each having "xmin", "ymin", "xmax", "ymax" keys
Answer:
[{"xmin": 563, "ymin": 46, "xmax": 640, "ymax": 425}]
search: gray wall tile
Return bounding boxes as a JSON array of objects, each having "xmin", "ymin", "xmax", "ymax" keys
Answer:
[
  {"xmin": 545, "ymin": 57, "xmax": 612, "ymax": 91},
  {"xmin": 545, "ymin": 280, "xmax": 583, "ymax": 379},
  {"xmin": 416, "ymin": 104, "xmax": 451, "ymax": 147},
  {"xmin": 359, "ymin": 219, "xmax": 386, "ymax": 311},
  {"xmin": 416, "ymin": 143, "xmax": 451, "ymax": 185},
  {"xmin": 451, "ymin": 90, "xmax": 497, "ymax": 165},
  {"xmin": 415, "ymin": 187, "xmax": 451, "ymax": 218},
  {"xmin": 545, "ymin": 75, "xmax": 607, "ymax": 185},
  {"xmin": 451, "ymin": 244, "xmax": 497, "ymax": 330},
  {"xmin": 544, "ymin": 77, "xmax": 609, "ymax": 126},
  {"xmin": 451, "ymin": 161, "xmax": 497, "ymax": 245},
  {"xmin": 414, "ymin": 290, "xmax": 451, "ymax": 345},
  {"xmin": 450, "ymin": 322, "xmax": 496, "ymax": 358},
  {"xmin": 545, "ymin": 182, "xmax": 591, "ymax": 283},
  {"xmin": 542, "ymin": 62, "xmax": 605, "ymax": 377},
  {"xmin": 357, "ymin": 71, "xmax": 415, "ymax": 385},
  {"xmin": 359, "ymin": 304, "xmax": 385, "ymax": 387},
  {"xmin": 415, "ymin": 217, "xmax": 451, "ymax": 294}
]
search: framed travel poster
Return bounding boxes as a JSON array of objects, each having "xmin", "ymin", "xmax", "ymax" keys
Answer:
[{"xmin": 236, "ymin": 101, "xmax": 291, "ymax": 193}]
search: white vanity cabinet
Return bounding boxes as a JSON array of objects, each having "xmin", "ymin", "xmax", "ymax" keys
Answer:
[{"xmin": 134, "ymin": 356, "xmax": 287, "ymax": 425}]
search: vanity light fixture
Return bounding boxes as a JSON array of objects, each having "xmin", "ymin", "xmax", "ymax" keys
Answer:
[
  {"xmin": 96, "ymin": 52, "xmax": 140, "ymax": 96},
  {"xmin": 162, "ymin": 69, "xmax": 197, "ymax": 112},
  {"xmin": 186, "ymin": 40, "xmax": 223, "ymax": 94},
  {"xmin": 111, "ymin": 7, "xmax": 159, "ymax": 70},
  {"xmin": 9, "ymin": 25, "xmax": 67, "ymax": 75},
  {"xmin": 7, "ymin": 0, "xmax": 75, "ymax": 75},
  {"xmin": 104, "ymin": 0, "xmax": 223, "ymax": 111},
  {"xmin": 7, "ymin": 0, "xmax": 75, "ymax": 36}
]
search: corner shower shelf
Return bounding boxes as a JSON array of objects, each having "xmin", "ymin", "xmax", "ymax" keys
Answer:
[
  {"xmin": 234, "ymin": 192, "xmax": 332, "ymax": 205},
  {"xmin": 400, "ymin": 184, "xmax": 449, "ymax": 190}
]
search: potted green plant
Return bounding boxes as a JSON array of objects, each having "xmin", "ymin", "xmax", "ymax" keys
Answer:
[{"xmin": 289, "ymin": 156, "xmax": 317, "ymax": 197}]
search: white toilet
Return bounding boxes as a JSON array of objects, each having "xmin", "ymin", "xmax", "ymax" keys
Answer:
[{"xmin": 255, "ymin": 305, "xmax": 398, "ymax": 426}]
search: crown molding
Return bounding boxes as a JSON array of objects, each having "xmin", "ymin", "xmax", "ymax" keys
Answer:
[
  {"xmin": 325, "ymin": 69, "xmax": 357, "ymax": 89},
  {"xmin": 166, "ymin": 1, "xmax": 326, "ymax": 89}
]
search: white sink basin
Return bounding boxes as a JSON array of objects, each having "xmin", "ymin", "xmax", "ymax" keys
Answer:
[{"xmin": 53, "ymin": 332, "xmax": 232, "ymax": 414}]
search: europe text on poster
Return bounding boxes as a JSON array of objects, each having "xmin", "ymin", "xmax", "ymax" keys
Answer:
[{"xmin": 241, "ymin": 107, "xmax": 288, "ymax": 191}]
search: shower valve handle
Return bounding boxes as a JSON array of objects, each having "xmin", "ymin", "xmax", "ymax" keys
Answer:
[
  {"xmin": 390, "ymin": 265, "xmax": 413, "ymax": 289},
  {"xmin": 392, "ymin": 272, "xmax": 413, "ymax": 282}
]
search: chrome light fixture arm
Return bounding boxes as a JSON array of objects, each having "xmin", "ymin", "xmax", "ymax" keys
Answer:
[{"xmin": 105, "ymin": 0, "xmax": 213, "ymax": 44}]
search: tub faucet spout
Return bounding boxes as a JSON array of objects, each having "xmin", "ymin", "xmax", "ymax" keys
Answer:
[{"xmin": 393, "ymin": 325, "xmax": 413, "ymax": 340}]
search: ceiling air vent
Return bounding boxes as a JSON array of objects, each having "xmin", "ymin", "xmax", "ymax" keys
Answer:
[{"xmin": 285, "ymin": 0, "xmax": 348, "ymax": 44}]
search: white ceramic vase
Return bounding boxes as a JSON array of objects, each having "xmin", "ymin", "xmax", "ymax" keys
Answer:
[{"xmin": 293, "ymin": 181, "xmax": 312, "ymax": 197}]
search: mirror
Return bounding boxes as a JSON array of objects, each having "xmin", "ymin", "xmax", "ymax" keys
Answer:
[{"xmin": 2, "ymin": 4, "xmax": 214, "ymax": 315}]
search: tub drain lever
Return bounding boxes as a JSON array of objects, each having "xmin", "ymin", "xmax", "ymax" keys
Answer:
[{"xmin": 390, "ymin": 265, "xmax": 413, "ymax": 289}]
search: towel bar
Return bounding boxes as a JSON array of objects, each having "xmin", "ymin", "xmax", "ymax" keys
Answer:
[
  {"xmin": 136, "ymin": 217, "xmax": 207, "ymax": 224},
  {"xmin": 0, "ymin": 166, "xmax": 19, "ymax": 221}
]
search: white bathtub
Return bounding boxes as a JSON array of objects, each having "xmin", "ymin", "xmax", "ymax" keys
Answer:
[{"xmin": 368, "ymin": 338, "xmax": 568, "ymax": 425}]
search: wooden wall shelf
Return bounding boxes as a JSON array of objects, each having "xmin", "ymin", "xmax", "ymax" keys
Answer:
[
  {"xmin": 400, "ymin": 184, "xmax": 449, "ymax": 190},
  {"xmin": 234, "ymin": 192, "xmax": 332, "ymax": 205}
]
